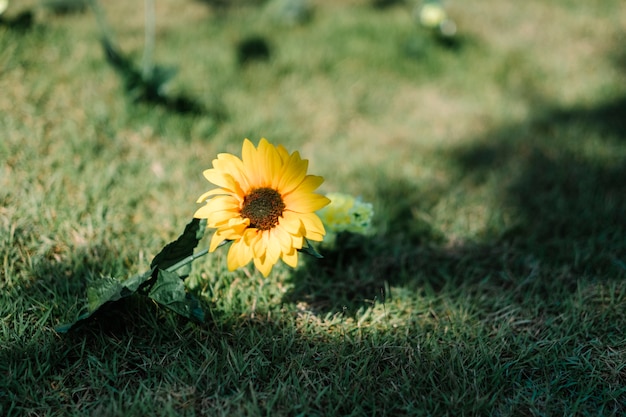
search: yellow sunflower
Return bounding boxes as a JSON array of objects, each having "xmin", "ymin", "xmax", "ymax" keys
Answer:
[{"xmin": 194, "ymin": 138, "xmax": 330, "ymax": 277}]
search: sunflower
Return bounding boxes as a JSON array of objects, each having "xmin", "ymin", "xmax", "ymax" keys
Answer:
[{"xmin": 194, "ymin": 138, "xmax": 330, "ymax": 276}]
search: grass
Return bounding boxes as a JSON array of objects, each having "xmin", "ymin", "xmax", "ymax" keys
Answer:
[{"xmin": 1, "ymin": 0, "xmax": 626, "ymax": 415}]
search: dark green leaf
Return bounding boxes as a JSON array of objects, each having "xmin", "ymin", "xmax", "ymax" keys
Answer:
[
  {"xmin": 54, "ymin": 312, "xmax": 91, "ymax": 333},
  {"xmin": 55, "ymin": 269, "xmax": 154, "ymax": 333},
  {"xmin": 299, "ymin": 237, "xmax": 323, "ymax": 259},
  {"xmin": 149, "ymin": 269, "xmax": 205, "ymax": 323},
  {"xmin": 150, "ymin": 218, "xmax": 207, "ymax": 276},
  {"xmin": 86, "ymin": 275, "xmax": 123, "ymax": 312}
]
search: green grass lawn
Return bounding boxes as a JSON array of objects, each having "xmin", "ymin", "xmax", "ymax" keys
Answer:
[{"xmin": 1, "ymin": 0, "xmax": 625, "ymax": 415}]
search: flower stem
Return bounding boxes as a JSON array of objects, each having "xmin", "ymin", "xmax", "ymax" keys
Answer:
[
  {"xmin": 142, "ymin": 0, "xmax": 156, "ymax": 78},
  {"xmin": 163, "ymin": 241, "xmax": 229, "ymax": 274},
  {"xmin": 165, "ymin": 248, "xmax": 209, "ymax": 273}
]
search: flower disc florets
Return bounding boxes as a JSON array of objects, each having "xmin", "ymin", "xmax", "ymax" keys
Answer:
[{"xmin": 241, "ymin": 187, "xmax": 286, "ymax": 231}]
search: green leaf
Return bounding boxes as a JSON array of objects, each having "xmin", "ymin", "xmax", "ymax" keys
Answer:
[
  {"xmin": 149, "ymin": 269, "xmax": 205, "ymax": 323},
  {"xmin": 54, "ymin": 312, "xmax": 91, "ymax": 334},
  {"xmin": 150, "ymin": 218, "xmax": 207, "ymax": 277},
  {"xmin": 86, "ymin": 269, "xmax": 154, "ymax": 310},
  {"xmin": 299, "ymin": 237, "xmax": 323, "ymax": 259},
  {"xmin": 124, "ymin": 268, "xmax": 156, "ymax": 294},
  {"xmin": 86, "ymin": 276, "xmax": 123, "ymax": 312},
  {"xmin": 55, "ymin": 269, "xmax": 155, "ymax": 333}
]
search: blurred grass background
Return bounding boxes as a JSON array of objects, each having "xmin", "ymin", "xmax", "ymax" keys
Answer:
[{"xmin": 1, "ymin": 0, "xmax": 625, "ymax": 415}]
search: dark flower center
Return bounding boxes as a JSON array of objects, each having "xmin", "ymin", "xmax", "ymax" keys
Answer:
[{"xmin": 241, "ymin": 188, "xmax": 285, "ymax": 231}]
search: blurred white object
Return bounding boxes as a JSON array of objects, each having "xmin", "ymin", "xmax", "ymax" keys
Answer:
[
  {"xmin": 439, "ymin": 18, "xmax": 457, "ymax": 37},
  {"xmin": 0, "ymin": 0, "xmax": 9, "ymax": 16},
  {"xmin": 417, "ymin": 2, "xmax": 447, "ymax": 29},
  {"xmin": 415, "ymin": 1, "xmax": 457, "ymax": 40}
]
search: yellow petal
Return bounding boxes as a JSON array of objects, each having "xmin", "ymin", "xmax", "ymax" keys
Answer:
[
  {"xmin": 298, "ymin": 212, "xmax": 326, "ymax": 241},
  {"xmin": 203, "ymin": 169, "xmax": 241, "ymax": 194},
  {"xmin": 279, "ymin": 211, "xmax": 305, "ymax": 235},
  {"xmin": 251, "ymin": 231, "xmax": 266, "ymax": 258},
  {"xmin": 209, "ymin": 230, "xmax": 227, "ymax": 252},
  {"xmin": 291, "ymin": 234, "xmax": 304, "ymax": 249},
  {"xmin": 281, "ymin": 248, "xmax": 299, "ymax": 268},
  {"xmin": 213, "ymin": 153, "xmax": 250, "ymax": 194},
  {"xmin": 271, "ymin": 225, "xmax": 293, "ymax": 252},
  {"xmin": 227, "ymin": 240, "xmax": 252, "ymax": 270},
  {"xmin": 219, "ymin": 224, "xmax": 246, "ymax": 240},
  {"xmin": 205, "ymin": 195, "xmax": 240, "ymax": 212},
  {"xmin": 242, "ymin": 138, "xmax": 262, "ymax": 186},
  {"xmin": 276, "ymin": 144, "xmax": 290, "ymax": 163},
  {"xmin": 276, "ymin": 152, "xmax": 308, "ymax": 193},
  {"xmin": 257, "ymin": 138, "xmax": 282, "ymax": 187},
  {"xmin": 206, "ymin": 210, "xmax": 241, "ymax": 228},
  {"xmin": 306, "ymin": 231, "xmax": 324, "ymax": 242},
  {"xmin": 291, "ymin": 175, "xmax": 324, "ymax": 195},
  {"xmin": 283, "ymin": 193, "xmax": 330, "ymax": 213},
  {"xmin": 194, "ymin": 197, "xmax": 240, "ymax": 226},
  {"xmin": 194, "ymin": 204, "xmax": 226, "ymax": 222},
  {"xmin": 209, "ymin": 222, "xmax": 248, "ymax": 251},
  {"xmin": 196, "ymin": 188, "xmax": 231, "ymax": 203},
  {"xmin": 253, "ymin": 255, "xmax": 273, "ymax": 277},
  {"xmin": 263, "ymin": 231, "xmax": 282, "ymax": 265}
]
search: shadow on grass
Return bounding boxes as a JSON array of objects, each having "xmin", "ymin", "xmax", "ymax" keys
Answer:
[
  {"xmin": 194, "ymin": 0, "xmax": 267, "ymax": 12},
  {"xmin": 286, "ymin": 95, "xmax": 626, "ymax": 315},
  {"xmin": 101, "ymin": 39, "xmax": 225, "ymax": 119},
  {"xmin": 2, "ymin": 300, "xmax": 502, "ymax": 415},
  {"xmin": 0, "ymin": 289, "xmax": 205, "ymax": 412},
  {"xmin": 453, "ymin": 96, "xmax": 625, "ymax": 272},
  {"xmin": 3, "ymin": 250, "xmax": 444, "ymax": 414},
  {"xmin": 0, "ymin": 11, "xmax": 35, "ymax": 31},
  {"xmin": 0, "ymin": 242, "xmax": 215, "ymax": 411}
]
